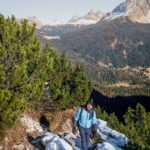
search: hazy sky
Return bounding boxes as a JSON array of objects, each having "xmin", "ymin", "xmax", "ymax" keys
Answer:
[{"xmin": 0, "ymin": 0, "xmax": 125, "ymax": 24}]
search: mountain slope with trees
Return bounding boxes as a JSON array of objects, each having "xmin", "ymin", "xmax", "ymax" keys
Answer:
[
  {"xmin": 41, "ymin": 0, "xmax": 150, "ymax": 68},
  {"xmin": 50, "ymin": 18, "xmax": 150, "ymax": 67}
]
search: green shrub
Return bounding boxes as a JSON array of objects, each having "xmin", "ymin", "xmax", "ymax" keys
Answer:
[
  {"xmin": 95, "ymin": 104, "xmax": 150, "ymax": 149},
  {"xmin": 0, "ymin": 14, "xmax": 92, "ymax": 136}
]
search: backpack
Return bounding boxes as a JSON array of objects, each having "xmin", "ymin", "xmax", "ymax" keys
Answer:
[{"xmin": 77, "ymin": 107, "xmax": 94, "ymax": 127}]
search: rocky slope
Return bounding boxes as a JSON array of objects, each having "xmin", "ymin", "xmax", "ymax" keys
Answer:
[
  {"xmin": 39, "ymin": 119, "xmax": 128, "ymax": 150},
  {"xmin": 4, "ymin": 116, "xmax": 127, "ymax": 150},
  {"xmin": 0, "ymin": 108, "xmax": 128, "ymax": 150}
]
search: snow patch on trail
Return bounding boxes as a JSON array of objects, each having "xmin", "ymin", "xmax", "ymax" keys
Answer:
[
  {"xmin": 96, "ymin": 142, "xmax": 120, "ymax": 150},
  {"xmin": 96, "ymin": 119, "xmax": 128, "ymax": 150},
  {"xmin": 39, "ymin": 119, "xmax": 127, "ymax": 150},
  {"xmin": 21, "ymin": 115, "xmax": 128, "ymax": 150},
  {"xmin": 41, "ymin": 132, "xmax": 73, "ymax": 150}
]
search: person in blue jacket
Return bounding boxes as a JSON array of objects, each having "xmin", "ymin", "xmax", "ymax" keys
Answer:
[{"xmin": 73, "ymin": 99, "xmax": 97, "ymax": 150}]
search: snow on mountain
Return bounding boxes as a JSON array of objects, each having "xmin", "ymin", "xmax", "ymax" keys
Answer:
[
  {"xmin": 68, "ymin": 18, "xmax": 98, "ymax": 25},
  {"xmin": 103, "ymin": 0, "xmax": 150, "ymax": 23},
  {"xmin": 43, "ymin": 35, "xmax": 61, "ymax": 40},
  {"xmin": 49, "ymin": 19, "xmax": 64, "ymax": 26},
  {"xmin": 68, "ymin": 10, "xmax": 105, "ymax": 25},
  {"xmin": 47, "ymin": 10, "xmax": 105, "ymax": 26},
  {"xmin": 38, "ymin": 10, "xmax": 105, "ymax": 40},
  {"xmin": 22, "ymin": 115, "xmax": 128, "ymax": 150}
]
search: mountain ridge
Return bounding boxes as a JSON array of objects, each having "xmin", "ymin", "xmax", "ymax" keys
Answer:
[
  {"xmin": 102, "ymin": 0, "xmax": 150, "ymax": 23},
  {"xmin": 41, "ymin": 0, "xmax": 150, "ymax": 67},
  {"xmin": 68, "ymin": 9, "xmax": 105, "ymax": 25},
  {"xmin": 50, "ymin": 19, "xmax": 150, "ymax": 67}
]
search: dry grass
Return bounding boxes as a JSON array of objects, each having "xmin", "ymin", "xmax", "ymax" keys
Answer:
[
  {"xmin": 107, "ymin": 82, "xmax": 130, "ymax": 88},
  {"xmin": 144, "ymin": 67, "xmax": 150, "ymax": 79}
]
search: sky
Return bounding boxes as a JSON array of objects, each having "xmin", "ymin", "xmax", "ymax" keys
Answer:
[{"xmin": 0, "ymin": 0, "xmax": 125, "ymax": 24}]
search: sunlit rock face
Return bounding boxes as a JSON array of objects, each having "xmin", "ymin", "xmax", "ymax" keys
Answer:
[{"xmin": 103, "ymin": 0, "xmax": 150, "ymax": 23}]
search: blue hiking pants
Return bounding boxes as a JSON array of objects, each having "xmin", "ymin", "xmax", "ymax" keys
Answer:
[{"xmin": 79, "ymin": 126, "xmax": 91, "ymax": 150}]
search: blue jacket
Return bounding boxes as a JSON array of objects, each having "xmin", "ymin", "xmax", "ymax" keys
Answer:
[{"xmin": 74, "ymin": 107, "xmax": 97, "ymax": 129}]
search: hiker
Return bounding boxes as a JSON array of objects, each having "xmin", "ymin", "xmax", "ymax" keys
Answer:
[{"xmin": 73, "ymin": 100, "xmax": 97, "ymax": 150}]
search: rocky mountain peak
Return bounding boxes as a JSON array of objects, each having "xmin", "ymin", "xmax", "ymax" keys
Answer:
[
  {"xmin": 25, "ymin": 16, "xmax": 43, "ymax": 28},
  {"xmin": 68, "ymin": 10, "xmax": 105, "ymax": 25},
  {"xmin": 103, "ymin": 0, "xmax": 150, "ymax": 23},
  {"xmin": 17, "ymin": 16, "xmax": 43, "ymax": 29}
]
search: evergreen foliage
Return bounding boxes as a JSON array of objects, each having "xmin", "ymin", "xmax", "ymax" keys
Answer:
[
  {"xmin": 95, "ymin": 104, "xmax": 150, "ymax": 149},
  {"xmin": 0, "ymin": 14, "xmax": 92, "ymax": 136}
]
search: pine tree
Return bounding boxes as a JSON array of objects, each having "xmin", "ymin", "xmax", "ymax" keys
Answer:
[{"xmin": 0, "ymin": 14, "xmax": 93, "ymax": 136}]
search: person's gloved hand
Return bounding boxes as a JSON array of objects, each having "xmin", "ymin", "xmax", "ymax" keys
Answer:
[
  {"xmin": 91, "ymin": 124, "xmax": 97, "ymax": 138},
  {"xmin": 92, "ymin": 129, "xmax": 97, "ymax": 138},
  {"xmin": 72, "ymin": 126, "xmax": 77, "ymax": 134}
]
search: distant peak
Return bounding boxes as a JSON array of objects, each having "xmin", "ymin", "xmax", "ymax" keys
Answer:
[
  {"xmin": 17, "ymin": 16, "xmax": 43, "ymax": 29},
  {"xmin": 68, "ymin": 10, "xmax": 105, "ymax": 25},
  {"xmin": 49, "ymin": 19, "xmax": 64, "ymax": 26},
  {"xmin": 103, "ymin": 0, "xmax": 150, "ymax": 23}
]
